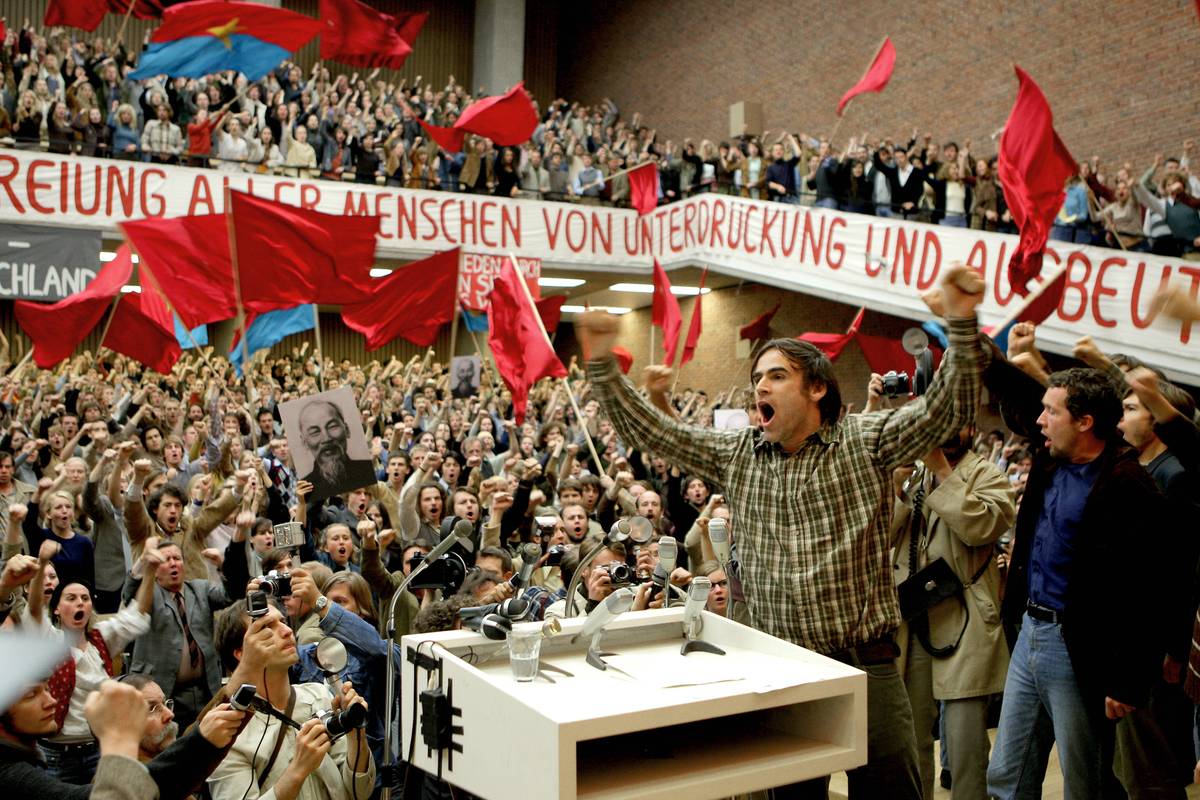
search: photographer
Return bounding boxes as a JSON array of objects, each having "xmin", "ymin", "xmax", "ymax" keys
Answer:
[
  {"xmin": 545, "ymin": 537, "xmax": 627, "ymax": 619},
  {"xmin": 208, "ymin": 605, "xmax": 374, "ymax": 800},
  {"xmin": 890, "ymin": 426, "xmax": 1015, "ymax": 800}
]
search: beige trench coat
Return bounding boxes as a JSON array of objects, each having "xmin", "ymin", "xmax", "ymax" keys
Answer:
[{"xmin": 892, "ymin": 451, "xmax": 1015, "ymax": 700}]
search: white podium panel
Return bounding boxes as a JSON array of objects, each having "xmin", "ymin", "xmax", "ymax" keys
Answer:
[{"xmin": 400, "ymin": 607, "xmax": 867, "ymax": 800}]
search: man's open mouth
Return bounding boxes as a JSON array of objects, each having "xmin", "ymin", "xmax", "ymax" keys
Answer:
[{"xmin": 758, "ymin": 402, "xmax": 776, "ymax": 426}]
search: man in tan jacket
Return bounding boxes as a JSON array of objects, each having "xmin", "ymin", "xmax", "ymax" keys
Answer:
[
  {"xmin": 891, "ymin": 426, "xmax": 1015, "ymax": 800},
  {"xmin": 125, "ymin": 461, "xmax": 246, "ymax": 582}
]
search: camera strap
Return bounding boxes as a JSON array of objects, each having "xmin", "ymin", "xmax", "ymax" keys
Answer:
[{"xmin": 257, "ymin": 687, "xmax": 298, "ymax": 789}]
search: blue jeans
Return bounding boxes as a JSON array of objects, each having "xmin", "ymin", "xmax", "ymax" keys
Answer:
[
  {"xmin": 941, "ymin": 214, "xmax": 968, "ymax": 227},
  {"xmin": 40, "ymin": 740, "xmax": 100, "ymax": 784},
  {"xmin": 815, "ymin": 197, "xmax": 839, "ymax": 209},
  {"xmin": 1050, "ymin": 224, "xmax": 1090, "ymax": 244},
  {"xmin": 987, "ymin": 614, "xmax": 1117, "ymax": 800},
  {"xmin": 875, "ymin": 206, "xmax": 895, "ymax": 218}
]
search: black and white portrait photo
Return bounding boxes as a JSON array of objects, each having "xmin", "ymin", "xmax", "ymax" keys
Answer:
[
  {"xmin": 280, "ymin": 386, "xmax": 376, "ymax": 502},
  {"xmin": 450, "ymin": 355, "xmax": 481, "ymax": 399}
]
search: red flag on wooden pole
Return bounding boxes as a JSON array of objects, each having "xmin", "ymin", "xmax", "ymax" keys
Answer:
[
  {"xmin": 487, "ymin": 258, "xmax": 567, "ymax": 424},
  {"xmin": 739, "ymin": 301, "xmax": 782, "ymax": 341},
  {"xmin": 997, "ymin": 66, "xmax": 1076, "ymax": 297},
  {"xmin": 679, "ymin": 269, "xmax": 707, "ymax": 366},
  {"xmin": 836, "ymin": 37, "xmax": 896, "ymax": 116},
  {"xmin": 651, "ymin": 260, "xmax": 682, "ymax": 366}
]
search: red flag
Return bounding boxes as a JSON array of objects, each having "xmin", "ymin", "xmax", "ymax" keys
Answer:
[
  {"xmin": 535, "ymin": 295, "xmax": 567, "ymax": 335},
  {"xmin": 857, "ymin": 333, "xmax": 942, "ymax": 378},
  {"xmin": 612, "ymin": 346, "xmax": 634, "ymax": 375},
  {"xmin": 45, "ymin": 0, "xmax": 110, "ymax": 30},
  {"xmin": 627, "ymin": 162, "xmax": 659, "ymax": 216},
  {"xmin": 487, "ymin": 258, "xmax": 566, "ymax": 424},
  {"xmin": 419, "ymin": 82, "xmax": 538, "ymax": 152},
  {"xmin": 739, "ymin": 301, "xmax": 782, "ymax": 341},
  {"xmin": 341, "ymin": 248, "xmax": 460, "ymax": 349},
  {"xmin": 15, "ymin": 247, "xmax": 134, "ymax": 368},
  {"xmin": 651, "ymin": 260, "xmax": 682, "ymax": 366},
  {"xmin": 319, "ymin": 0, "xmax": 424, "ymax": 71},
  {"xmin": 797, "ymin": 307, "xmax": 865, "ymax": 362},
  {"xmin": 836, "ymin": 37, "xmax": 896, "ymax": 116},
  {"xmin": 679, "ymin": 269, "xmax": 707, "ymax": 366},
  {"xmin": 122, "ymin": 215, "xmax": 237, "ymax": 329},
  {"xmin": 101, "ymin": 293, "xmax": 183, "ymax": 374},
  {"xmin": 393, "ymin": 11, "xmax": 428, "ymax": 43},
  {"xmin": 228, "ymin": 190, "xmax": 379, "ymax": 309},
  {"xmin": 997, "ymin": 66, "xmax": 1076, "ymax": 296}
]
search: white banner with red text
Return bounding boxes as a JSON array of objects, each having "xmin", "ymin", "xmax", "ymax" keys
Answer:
[{"xmin": 0, "ymin": 150, "xmax": 1193, "ymax": 382}]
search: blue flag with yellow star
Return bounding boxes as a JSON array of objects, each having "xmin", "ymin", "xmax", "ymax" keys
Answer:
[{"xmin": 129, "ymin": 1, "xmax": 321, "ymax": 81}]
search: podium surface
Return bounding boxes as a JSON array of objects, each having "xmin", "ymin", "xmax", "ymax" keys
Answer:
[{"xmin": 401, "ymin": 606, "xmax": 867, "ymax": 800}]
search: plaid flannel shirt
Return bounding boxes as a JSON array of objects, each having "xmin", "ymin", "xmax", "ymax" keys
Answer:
[{"xmin": 588, "ymin": 316, "xmax": 984, "ymax": 654}]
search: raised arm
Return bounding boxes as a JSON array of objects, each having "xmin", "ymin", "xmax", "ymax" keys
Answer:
[
  {"xmin": 577, "ymin": 313, "xmax": 737, "ymax": 487},
  {"xmin": 864, "ymin": 266, "xmax": 986, "ymax": 471}
]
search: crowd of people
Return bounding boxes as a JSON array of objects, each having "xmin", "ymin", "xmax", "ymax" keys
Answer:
[
  {"xmin": 0, "ymin": 268, "xmax": 1193, "ymax": 800},
  {"xmin": 2, "ymin": 14, "xmax": 1200, "ymax": 800},
  {"xmin": 3, "ymin": 21, "xmax": 1200, "ymax": 261}
]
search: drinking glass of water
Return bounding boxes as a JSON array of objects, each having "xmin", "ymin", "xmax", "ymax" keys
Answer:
[{"xmin": 508, "ymin": 625, "xmax": 542, "ymax": 682}]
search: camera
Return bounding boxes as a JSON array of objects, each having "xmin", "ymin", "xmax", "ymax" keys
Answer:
[
  {"xmin": 534, "ymin": 515, "xmax": 558, "ymax": 549},
  {"xmin": 881, "ymin": 370, "xmax": 911, "ymax": 398},
  {"xmin": 314, "ymin": 702, "xmax": 366, "ymax": 740},
  {"xmin": 598, "ymin": 561, "xmax": 634, "ymax": 587},
  {"xmin": 406, "ymin": 552, "xmax": 468, "ymax": 595},
  {"xmin": 544, "ymin": 544, "xmax": 567, "ymax": 567},
  {"xmin": 246, "ymin": 590, "xmax": 271, "ymax": 618},
  {"xmin": 259, "ymin": 570, "xmax": 292, "ymax": 597},
  {"xmin": 272, "ymin": 522, "xmax": 305, "ymax": 549}
]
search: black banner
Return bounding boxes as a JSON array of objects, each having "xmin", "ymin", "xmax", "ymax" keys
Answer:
[{"xmin": 0, "ymin": 223, "xmax": 102, "ymax": 301}]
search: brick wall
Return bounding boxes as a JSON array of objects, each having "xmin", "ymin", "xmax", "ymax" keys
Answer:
[{"xmin": 556, "ymin": 0, "xmax": 1200, "ymax": 172}]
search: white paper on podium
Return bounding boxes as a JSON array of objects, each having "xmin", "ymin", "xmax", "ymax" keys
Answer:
[{"xmin": 602, "ymin": 650, "xmax": 745, "ymax": 688}]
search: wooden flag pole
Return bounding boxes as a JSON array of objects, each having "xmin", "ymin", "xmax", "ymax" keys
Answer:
[
  {"xmin": 507, "ymin": 252, "xmax": 603, "ymax": 471},
  {"xmin": 311, "ymin": 304, "xmax": 326, "ymax": 392},
  {"xmin": 989, "ymin": 258, "xmax": 1072, "ymax": 335},
  {"xmin": 223, "ymin": 186, "xmax": 253, "ymax": 376},
  {"xmin": 8, "ymin": 348, "xmax": 34, "ymax": 378},
  {"xmin": 601, "ymin": 161, "xmax": 646, "ymax": 185},
  {"xmin": 94, "ymin": 294, "xmax": 123, "ymax": 354},
  {"xmin": 448, "ymin": 251, "xmax": 462, "ymax": 362},
  {"xmin": 115, "ymin": 0, "xmax": 138, "ymax": 47}
]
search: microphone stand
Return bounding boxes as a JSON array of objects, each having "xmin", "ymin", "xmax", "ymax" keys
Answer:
[{"xmin": 381, "ymin": 534, "xmax": 462, "ymax": 800}]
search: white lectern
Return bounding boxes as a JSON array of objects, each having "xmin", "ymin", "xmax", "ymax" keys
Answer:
[{"xmin": 400, "ymin": 607, "xmax": 867, "ymax": 800}]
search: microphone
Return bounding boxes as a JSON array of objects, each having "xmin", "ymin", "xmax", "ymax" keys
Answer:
[
  {"xmin": 509, "ymin": 542, "xmax": 542, "ymax": 589},
  {"xmin": 498, "ymin": 596, "xmax": 533, "ymax": 621},
  {"xmin": 650, "ymin": 537, "xmax": 679, "ymax": 607},
  {"xmin": 578, "ymin": 586, "xmax": 636, "ymax": 641},
  {"xmin": 681, "ymin": 577, "xmax": 726, "ymax": 656},
  {"xmin": 576, "ymin": 586, "xmax": 635, "ymax": 671},
  {"xmin": 708, "ymin": 517, "xmax": 731, "ymax": 567},
  {"xmin": 459, "ymin": 597, "xmax": 535, "ymax": 631},
  {"xmin": 706, "ymin": 517, "xmax": 735, "ymax": 621},
  {"xmin": 479, "ymin": 613, "xmax": 513, "ymax": 641},
  {"xmin": 658, "ymin": 536, "xmax": 678, "ymax": 574},
  {"xmin": 451, "ymin": 518, "xmax": 475, "ymax": 553}
]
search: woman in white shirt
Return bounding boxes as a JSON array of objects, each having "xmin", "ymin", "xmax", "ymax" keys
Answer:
[
  {"xmin": 27, "ymin": 537, "xmax": 161, "ymax": 784},
  {"xmin": 214, "ymin": 116, "xmax": 251, "ymax": 172}
]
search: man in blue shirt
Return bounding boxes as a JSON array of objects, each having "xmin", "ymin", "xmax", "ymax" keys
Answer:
[
  {"xmin": 987, "ymin": 367, "xmax": 1167, "ymax": 800},
  {"xmin": 765, "ymin": 134, "xmax": 803, "ymax": 204}
]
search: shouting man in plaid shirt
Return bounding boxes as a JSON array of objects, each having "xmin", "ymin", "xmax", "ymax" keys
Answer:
[{"xmin": 576, "ymin": 263, "xmax": 986, "ymax": 800}]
